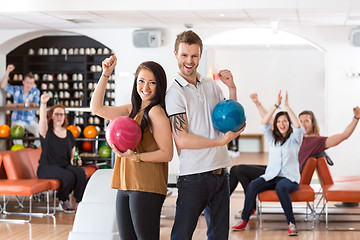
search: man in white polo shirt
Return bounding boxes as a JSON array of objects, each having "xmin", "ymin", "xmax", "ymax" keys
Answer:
[{"xmin": 166, "ymin": 30, "xmax": 246, "ymax": 240}]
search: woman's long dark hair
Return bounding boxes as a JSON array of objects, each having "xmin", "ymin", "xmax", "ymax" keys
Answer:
[
  {"xmin": 47, "ymin": 104, "xmax": 69, "ymax": 131},
  {"xmin": 273, "ymin": 111, "xmax": 293, "ymax": 146},
  {"xmin": 128, "ymin": 61, "xmax": 167, "ymax": 133}
]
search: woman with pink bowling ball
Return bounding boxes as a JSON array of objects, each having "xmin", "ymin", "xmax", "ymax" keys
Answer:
[{"xmin": 90, "ymin": 55, "xmax": 173, "ymax": 240}]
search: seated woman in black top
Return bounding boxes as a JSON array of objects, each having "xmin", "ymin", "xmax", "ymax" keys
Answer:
[{"xmin": 37, "ymin": 93, "xmax": 87, "ymax": 213}]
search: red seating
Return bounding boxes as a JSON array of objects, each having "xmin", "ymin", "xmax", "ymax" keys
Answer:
[
  {"xmin": 317, "ymin": 157, "xmax": 360, "ymax": 202},
  {"xmin": 258, "ymin": 157, "xmax": 317, "ymax": 229},
  {"xmin": 316, "ymin": 156, "xmax": 360, "ymax": 229},
  {"xmin": 0, "ymin": 147, "xmax": 97, "ymax": 221},
  {"xmin": 0, "ymin": 178, "xmax": 51, "ymax": 222},
  {"xmin": 3, "ymin": 149, "xmax": 36, "ymax": 179},
  {"xmin": 0, "ymin": 179, "xmax": 50, "ymax": 197},
  {"xmin": 0, "ymin": 151, "xmax": 51, "ymax": 222}
]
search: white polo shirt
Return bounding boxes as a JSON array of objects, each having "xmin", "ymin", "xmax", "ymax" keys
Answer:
[{"xmin": 165, "ymin": 72, "xmax": 231, "ymax": 176}]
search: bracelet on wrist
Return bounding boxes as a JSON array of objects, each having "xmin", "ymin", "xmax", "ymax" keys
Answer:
[
  {"xmin": 103, "ymin": 74, "xmax": 110, "ymax": 78},
  {"xmin": 132, "ymin": 152, "xmax": 141, "ymax": 163},
  {"xmin": 354, "ymin": 116, "xmax": 360, "ymax": 120},
  {"xmin": 256, "ymin": 102, "xmax": 261, "ymax": 106},
  {"xmin": 274, "ymin": 104, "xmax": 280, "ymax": 109}
]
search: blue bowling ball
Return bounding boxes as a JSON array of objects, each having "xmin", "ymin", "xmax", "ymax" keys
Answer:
[{"xmin": 212, "ymin": 100, "xmax": 246, "ymax": 133}]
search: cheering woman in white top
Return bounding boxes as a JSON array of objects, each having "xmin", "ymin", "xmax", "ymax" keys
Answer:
[{"xmin": 232, "ymin": 91, "xmax": 303, "ymax": 236}]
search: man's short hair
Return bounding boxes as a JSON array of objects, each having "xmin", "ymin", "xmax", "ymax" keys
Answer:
[
  {"xmin": 174, "ymin": 30, "xmax": 203, "ymax": 55},
  {"xmin": 24, "ymin": 72, "xmax": 35, "ymax": 80}
]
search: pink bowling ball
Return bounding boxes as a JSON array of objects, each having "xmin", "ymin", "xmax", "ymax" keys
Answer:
[{"xmin": 105, "ymin": 116, "xmax": 142, "ymax": 152}]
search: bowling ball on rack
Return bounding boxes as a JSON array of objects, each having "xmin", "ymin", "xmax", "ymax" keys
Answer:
[
  {"xmin": 99, "ymin": 145, "xmax": 112, "ymax": 158},
  {"xmin": 11, "ymin": 144, "xmax": 25, "ymax": 151},
  {"xmin": 0, "ymin": 124, "xmax": 11, "ymax": 138},
  {"xmin": 82, "ymin": 141, "xmax": 93, "ymax": 152},
  {"xmin": 105, "ymin": 116, "xmax": 142, "ymax": 152},
  {"xmin": 67, "ymin": 125, "xmax": 81, "ymax": 138},
  {"xmin": 83, "ymin": 125, "xmax": 98, "ymax": 138},
  {"xmin": 10, "ymin": 125, "xmax": 25, "ymax": 138},
  {"xmin": 211, "ymin": 100, "xmax": 246, "ymax": 133}
]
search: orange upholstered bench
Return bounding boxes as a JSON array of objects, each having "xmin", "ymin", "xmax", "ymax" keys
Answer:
[
  {"xmin": 3, "ymin": 148, "xmax": 96, "ymax": 215},
  {"xmin": 258, "ymin": 157, "xmax": 317, "ymax": 229},
  {"xmin": 258, "ymin": 184, "xmax": 315, "ymax": 203},
  {"xmin": 0, "ymin": 179, "xmax": 50, "ymax": 197},
  {"xmin": 316, "ymin": 156, "xmax": 360, "ymax": 229},
  {"xmin": 0, "ymin": 179, "xmax": 51, "ymax": 222},
  {"xmin": 0, "ymin": 152, "xmax": 52, "ymax": 222},
  {"xmin": 3, "ymin": 148, "xmax": 62, "ymax": 215}
]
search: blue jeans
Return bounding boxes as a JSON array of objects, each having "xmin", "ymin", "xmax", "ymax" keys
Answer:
[
  {"xmin": 171, "ymin": 169, "xmax": 230, "ymax": 240},
  {"xmin": 242, "ymin": 177, "xmax": 299, "ymax": 224},
  {"xmin": 116, "ymin": 190, "xmax": 165, "ymax": 240}
]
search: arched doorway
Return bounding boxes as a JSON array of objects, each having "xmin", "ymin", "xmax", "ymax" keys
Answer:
[{"xmin": 203, "ymin": 29, "xmax": 325, "ymax": 152}]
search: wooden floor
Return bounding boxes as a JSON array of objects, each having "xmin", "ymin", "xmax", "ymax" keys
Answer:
[{"xmin": 1, "ymin": 153, "xmax": 360, "ymax": 240}]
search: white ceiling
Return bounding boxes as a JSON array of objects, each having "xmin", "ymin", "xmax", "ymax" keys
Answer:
[{"xmin": 1, "ymin": 0, "xmax": 360, "ymax": 30}]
